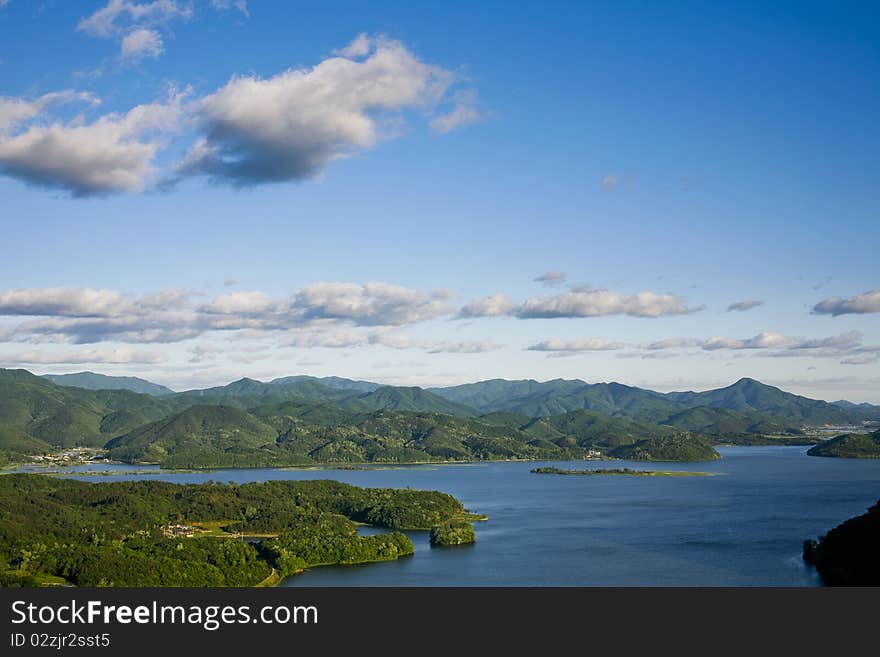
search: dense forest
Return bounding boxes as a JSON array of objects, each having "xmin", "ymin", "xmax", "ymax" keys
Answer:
[
  {"xmin": 806, "ymin": 430, "xmax": 880, "ymax": 459},
  {"xmin": 803, "ymin": 500, "xmax": 880, "ymax": 585},
  {"xmin": 0, "ymin": 474, "xmax": 475, "ymax": 587}
]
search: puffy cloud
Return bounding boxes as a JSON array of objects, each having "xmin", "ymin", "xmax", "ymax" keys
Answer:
[
  {"xmin": 0, "ymin": 88, "xmax": 187, "ymax": 195},
  {"xmin": 120, "ymin": 28, "xmax": 164, "ymax": 61},
  {"xmin": 457, "ymin": 293, "xmax": 515, "ymax": 318},
  {"xmin": 813, "ymin": 289, "xmax": 880, "ymax": 316},
  {"xmin": 704, "ymin": 331, "xmax": 797, "ymax": 350},
  {"xmin": 0, "ymin": 288, "xmax": 132, "ymax": 317},
  {"xmin": 430, "ymin": 89, "xmax": 483, "ymax": 134},
  {"xmin": 333, "ymin": 33, "xmax": 372, "ymax": 58},
  {"xmin": 0, "ymin": 282, "xmax": 453, "ymax": 344},
  {"xmin": 77, "ymin": 1, "xmax": 192, "ymax": 38},
  {"xmin": 532, "ymin": 271, "xmax": 566, "ymax": 287},
  {"xmin": 0, "ymin": 348, "xmax": 164, "ymax": 365},
  {"xmin": 643, "ymin": 330, "xmax": 874, "ymax": 365},
  {"xmin": 292, "ymin": 282, "xmax": 452, "ymax": 326},
  {"xmin": 790, "ymin": 330, "xmax": 863, "ymax": 351},
  {"xmin": 179, "ymin": 35, "xmax": 454, "ymax": 185},
  {"xmin": 201, "ymin": 291, "xmax": 274, "ymax": 315},
  {"xmin": 727, "ymin": 299, "xmax": 763, "ymax": 312},
  {"xmin": 517, "ymin": 287, "xmax": 702, "ymax": 318},
  {"xmin": 527, "ymin": 337, "xmax": 625, "ymax": 353},
  {"xmin": 2, "ymin": 35, "xmax": 476, "ymax": 194}
]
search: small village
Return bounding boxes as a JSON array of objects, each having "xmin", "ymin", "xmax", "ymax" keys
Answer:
[{"xmin": 29, "ymin": 448, "xmax": 108, "ymax": 466}]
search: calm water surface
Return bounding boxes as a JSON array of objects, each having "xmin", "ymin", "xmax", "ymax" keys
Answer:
[{"xmin": 49, "ymin": 446, "xmax": 880, "ymax": 586}]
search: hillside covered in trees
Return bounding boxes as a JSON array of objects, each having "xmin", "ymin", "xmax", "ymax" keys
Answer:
[
  {"xmin": 2, "ymin": 368, "xmax": 876, "ymax": 468},
  {"xmin": 803, "ymin": 499, "xmax": 880, "ymax": 585},
  {"xmin": 0, "ymin": 474, "xmax": 473, "ymax": 587}
]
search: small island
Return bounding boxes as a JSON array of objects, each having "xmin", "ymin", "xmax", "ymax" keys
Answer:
[
  {"xmin": 430, "ymin": 520, "xmax": 477, "ymax": 546},
  {"xmin": 803, "ymin": 499, "xmax": 880, "ymax": 585},
  {"xmin": 531, "ymin": 467, "xmax": 713, "ymax": 477},
  {"xmin": 806, "ymin": 430, "xmax": 880, "ymax": 459}
]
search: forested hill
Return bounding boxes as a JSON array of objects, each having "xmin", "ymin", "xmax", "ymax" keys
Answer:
[
  {"xmin": 0, "ymin": 474, "xmax": 470, "ymax": 587},
  {"xmin": 105, "ymin": 404, "xmax": 722, "ymax": 467}
]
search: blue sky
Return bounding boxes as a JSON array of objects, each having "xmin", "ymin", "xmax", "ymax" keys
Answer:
[{"xmin": 0, "ymin": 1, "xmax": 878, "ymax": 400}]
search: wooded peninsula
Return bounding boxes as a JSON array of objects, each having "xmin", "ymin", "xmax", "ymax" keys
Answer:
[{"xmin": 0, "ymin": 474, "xmax": 478, "ymax": 587}]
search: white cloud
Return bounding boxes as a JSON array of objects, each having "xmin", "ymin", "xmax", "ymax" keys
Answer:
[
  {"xmin": 430, "ymin": 89, "xmax": 483, "ymax": 134},
  {"xmin": 527, "ymin": 337, "xmax": 626, "ymax": 353},
  {"xmin": 457, "ymin": 293, "xmax": 515, "ymax": 318},
  {"xmin": 120, "ymin": 28, "xmax": 164, "ymax": 61},
  {"xmin": 426, "ymin": 339, "xmax": 499, "ymax": 354},
  {"xmin": 0, "ymin": 88, "xmax": 186, "ymax": 195},
  {"xmin": 0, "ymin": 282, "xmax": 454, "ymax": 344},
  {"xmin": 703, "ymin": 331, "xmax": 797, "ymax": 351},
  {"xmin": 518, "ymin": 286, "xmax": 702, "ymax": 318},
  {"xmin": 813, "ymin": 289, "xmax": 880, "ymax": 316},
  {"xmin": 0, "ymin": 288, "xmax": 133, "ymax": 317},
  {"xmin": 641, "ymin": 330, "xmax": 873, "ymax": 365},
  {"xmin": 726, "ymin": 299, "xmax": 763, "ymax": 312},
  {"xmin": 291, "ymin": 282, "xmax": 452, "ymax": 326},
  {"xmin": 645, "ymin": 337, "xmax": 703, "ymax": 350},
  {"xmin": 180, "ymin": 35, "xmax": 454, "ymax": 185},
  {"xmin": 77, "ymin": 1, "xmax": 192, "ymax": 38},
  {"xmin": 333, "ymin": 33, "xmax": 372, "ymax": 58},
  {"xmin": 210, "ymin": 0, "xmax": 248, "ymax": 16},
  {"xmin": 2, "ymin": 35, "xmax": 476, "ymax": 194},
  {"xmin": 201, "ymin": 291, "xmax": 274, "ymax": 315},
  {"xmin": 0, "ymin": 90, "xmax": 99, "ymax": 133},
  {"xmin": 532, "ymin": 271, "xmax": 566, "ymax": 287}
]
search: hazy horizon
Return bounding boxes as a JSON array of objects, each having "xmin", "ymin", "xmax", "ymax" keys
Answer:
[{"xmin": 22, "ymin": 367, "xmax": 878, "ymax": 406}]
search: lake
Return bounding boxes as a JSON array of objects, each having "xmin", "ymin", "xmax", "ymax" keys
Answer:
[{"xmin": 44, "ymin": 446, "xmax": 880, "ymax": 586}]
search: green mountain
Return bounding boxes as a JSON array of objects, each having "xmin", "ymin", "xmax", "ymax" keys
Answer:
[
  {"xmin": 346, "ymin": 386, "xmax": 476, "ymax": 416},
  {"xmin": 433, "ymin": 378, "xmax": 683, "ymax": 423},
  {"xmin": 106, "ymin": 405, "xmax": 280, "ymax": 467},
  {"xmin": 176, "ymin": 378, "xmax": 476, "ymax": 416},
  {"xmin": 269, "ymin": 375, "xmax": 381, "ymax": 393},
  {"xmin": 104, "ymin": 398, "xmax": 717, "ymax": 467},
  {"xmin": 434, "ymin": 376, "xmax": 873, "ymax": 427},
  {"xmin": 666, "ymin": 378, "xmax": 858, "ymax": 426},
  {"xmin": 0, "ymin": 369, "xmax": 188, "ymax": 456},
  {"xmin": 43, "ymin": 371, "xmax": 174, "ymax": 396},
  {"xmin": 807, "ymin": 430, "xmax": 880, "ymax": 459},
  {"xmin": 659, "ymin": 406, "xmax": 808, "ymax": 443}
]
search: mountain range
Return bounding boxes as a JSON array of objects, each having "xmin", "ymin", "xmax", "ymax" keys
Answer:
[{"xmin": 2, "ymin": 368, "xmax": 877, "ymax": 467}]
